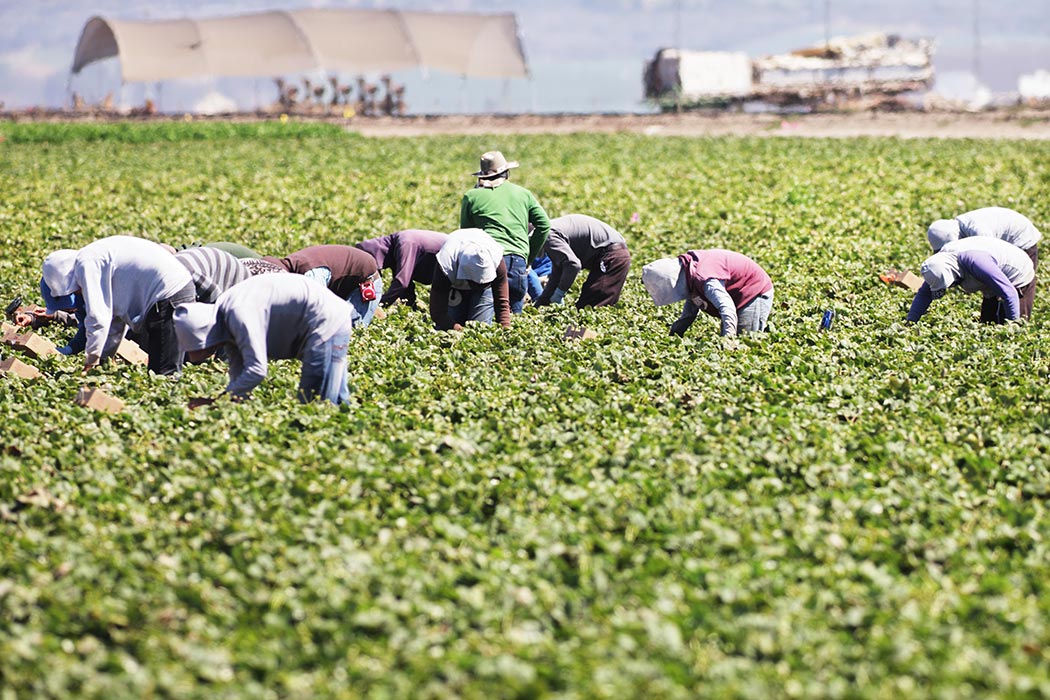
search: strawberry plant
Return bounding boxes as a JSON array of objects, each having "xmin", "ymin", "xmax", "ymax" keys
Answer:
[{"xmin": 1, "ymin": 122, "xmax": 1049, "ymax": 699}]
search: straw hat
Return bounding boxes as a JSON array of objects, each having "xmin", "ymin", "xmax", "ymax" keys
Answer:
[{"xmin": 472, "ymin": 151, "xmax": 519, "ymax": 178}]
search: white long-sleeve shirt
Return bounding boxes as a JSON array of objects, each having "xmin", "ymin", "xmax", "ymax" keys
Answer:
[
  {"xmin": 957, "ymin": 207, "xmax": 1042, "ymax": 251},
  {"xmin": 74, "ymin": 236, "xmax": 192, "ymax": 361},
  {"xmin": 213, "ymin": 275, "xmax": 351, "ymax": 397}
]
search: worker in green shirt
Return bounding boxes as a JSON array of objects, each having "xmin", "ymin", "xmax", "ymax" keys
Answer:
[{"xmin": 460, "ymin": 151, "xmax": 551, "ymax": 313}]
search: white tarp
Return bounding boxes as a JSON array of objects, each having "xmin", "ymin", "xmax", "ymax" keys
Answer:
[{"xmin": 71, "ymin": 9, "xmax": 529, "ymax": 82}]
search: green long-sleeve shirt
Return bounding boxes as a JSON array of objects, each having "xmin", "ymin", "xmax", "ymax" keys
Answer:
[{"xmin": 460, "ymin": 181, "xmax": 551, "ymax": 261}]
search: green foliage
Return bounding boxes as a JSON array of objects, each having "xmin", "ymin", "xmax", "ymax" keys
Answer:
[
  {"xmin": 1, "ymin": 125, "xmax": 1050, "ymax": 699},
  {"xmin": 0, "ymin": 120, "xmax": 350, "ymax": 144}
]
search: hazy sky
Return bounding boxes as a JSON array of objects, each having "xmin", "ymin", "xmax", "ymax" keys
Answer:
[{"xmin": 1, "ymin": 0, "xmax": 1046, "ymax": 112}]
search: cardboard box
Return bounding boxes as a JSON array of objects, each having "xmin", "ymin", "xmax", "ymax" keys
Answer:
[
  {"xmin": 10, "ymin": 332, "xmax": 58, "ymax": 358},
  {"xmin": 75, "ymin": 387, "xmax": 124, "ymax": 414},
  {"xmin": 879, "ymin": 269, "xmax": 924, "ymax": 293},
  {"xmin": 0, "ymin": 356, "xmax": 41, "ymax": 379},
  {"xmin": 1, "ymin": 321, "xmax": 16, "ymax": 335},
  {"xmin": 1, "ymin": 328, "xmax": 20, "ymax": 346},
  {"xmin": 116, "ymin": 338, "xmax": 149, "ymax": 365},
  {"xmin": 564, "ymin": 325, "xmax": 598, "ymax": 341}
]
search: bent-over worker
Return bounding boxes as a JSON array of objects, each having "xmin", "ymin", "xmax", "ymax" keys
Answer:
[
  {"xmin": 907, "ymin": 236, "xmax": 1035, "ymax": 324},
  {"xmin": 642, "ymin": 249, "xmax": 774, "ymax": 337},
  {"xmin": 266, "ymin": 245, "xmax": 381, "ymax": 328},
  {"xmin": 42, "ymin": 235, "xmax": 194, "ymax": 374},
  {"xmin": 430, "ymin": 229, "xmax": 511, "ymax": 331},
  {"xmin": 355, "ymin": 229, "xmax": 448, "ymax": 307},
  {"xmin": 534, "ymin": 214, "xmax": 631, "ymax": 308},
  {"xmin": 174, "ymin": 274, "xmax": 353, "ymax": 405}
]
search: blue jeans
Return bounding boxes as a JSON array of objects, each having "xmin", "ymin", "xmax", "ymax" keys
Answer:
[
  {"xmin": 299, "ymin": 326, "xmax": 351, "ymax": 405},
  {"xmin": 447, "ymin": 285, "xmax": 495, "ymax": 325},
  {"xmin": 504, "ymin": 254, "xmax": 527, "ymax": 314},
  {"xmin": 347, "ymin": 277, "xmax": 382, "ymax": 329},
  {"xmin": 304, "ymin": 267, "xmax": 381, "ymax": 329},
  {"xmin": 737, "ymin": 289, "xmax": 774, "ymax": 333}
]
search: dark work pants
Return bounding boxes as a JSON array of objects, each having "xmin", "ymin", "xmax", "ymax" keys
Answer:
[
  {"xmin": 1022, "ymin": 244, "xmax": 1038, "ymax": 320},
  {"xmin": 576, "ymin": 245, "xmax": 632, "ymax": 309},
  {"xmin": 143, "ymin": 281, "xmax": 196, "ymax": 375}
]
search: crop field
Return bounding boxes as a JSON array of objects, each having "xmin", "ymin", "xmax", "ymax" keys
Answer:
[{"xmin": 1, "ymin": 122, "xmax": 1050, "ymax": 699}]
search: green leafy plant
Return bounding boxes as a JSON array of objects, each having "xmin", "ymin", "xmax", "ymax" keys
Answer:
[{"xmin": 1, "ymin": 125, "xmax": 1049, "ymax": 699}]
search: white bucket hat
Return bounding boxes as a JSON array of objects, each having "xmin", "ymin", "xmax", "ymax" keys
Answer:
[
  {"xmin": 642, "ymin": 258, "xmax": 688, "ymax": 306},
  {"xmin": 42, "ymin": 249, "xmax": 79, "ymax": 300},
  {"xmin": 437, "ymin": 229, "xmax": 504, "ymax": 285},
  {"xmin": 173, "ymin": 303, "xmax": 226, "ymax": 352},
  {"xmin": 920, "ymin": 252, "xmax": 961, "ymax": 293},
  {"xmin": 926, "ymin": 219, "xmax": 961, "ymax": 252}
]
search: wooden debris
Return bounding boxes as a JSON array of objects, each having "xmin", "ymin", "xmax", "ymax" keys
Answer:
[
  {"xmin": 75, "ymin": 387, "xmax": 124, "ymax": 414},
  {"xmin": 116, "ymin": 338, "xmax": 149, "ymax": 365},
  {"xmin": 0, "ymin": 357, "xmax": 41, "ymax": 379},
  {"xmin": 564, "ymin": 325, "xmax": 598, "ymax": 341},
  {"xmin": 879, "ymin": 269, "xmax": 924, "ymax": 293}
]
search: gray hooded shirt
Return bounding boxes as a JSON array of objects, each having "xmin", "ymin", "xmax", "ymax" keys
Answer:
[
  {"xmin": 928, "ymin": 207, "xmax": 1042, "ymax": 252},
  {"xmin": 42, "ymin": 235, "xmax": 192, "ymax": 362},
  {"xmin": 174, "ymin": 274, "xmax": 351, "ymax": 398}
]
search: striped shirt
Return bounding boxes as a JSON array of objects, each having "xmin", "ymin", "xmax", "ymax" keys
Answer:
[{"xmin": 176, "ymin": 247, "xmax": 250, "ymax": 303}]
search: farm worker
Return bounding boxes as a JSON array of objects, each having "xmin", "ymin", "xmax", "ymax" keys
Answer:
[
  {"xmin": 41, "ymin": 235, "xmax": 194, "ymax": 375},
  {"xmin": 179, "ymin": 241, "xmax": 263, "ymax": 260},
  {"xmin": 460, "ymin": 150, "xmax": 550, "ymax": 314},
  {"xmin": 906, "ymin": 236, "xmax": 1035, "ymax": 324},
  {"xmin": 264, "ymin": 245, "xmax": 381, "ymax": 329},
  {"xmin": 642, "ymin": 249, "xmax": 774, "ymax": 336},
  {"xmin": 175, "ymin": 246, "xmax": 250, "ymax": 303},
  {"xmin": 355, "ymin": 229, "xmax": 449, "ymax": 307},
  {"xmin": 173, "ymin": 274, "xmax": 352, "ymax": 406},
  {"xmin": 926, "ymin": 207, "xmax": 1040, "ymax": 318},
  {"xmin": 430, "ymin": 228, "xmax": 512, "ymax": 331},
  {"xmin": 533, "ymin": 214, "xmax": 632, "ymax": 308}
]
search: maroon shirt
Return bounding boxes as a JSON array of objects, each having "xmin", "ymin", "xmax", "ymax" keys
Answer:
[
  {"xmin": 678, "ymin": 249, "xmax": 772, "ymax": 320},
  {"xmin": 269, "ymin": 245, "xmax": 378, "ymax": 300}
]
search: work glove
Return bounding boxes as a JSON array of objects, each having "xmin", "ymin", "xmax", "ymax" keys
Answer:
[{"xmin": 669, "ymin": 318, "xmax": 691, "ymax": 337}]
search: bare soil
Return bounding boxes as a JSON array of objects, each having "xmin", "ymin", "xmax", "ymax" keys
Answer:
[
  {"xmin": 349, "ymin": 110, "xmax": 1050, "ymax": 139},
  {"xmin": 5, "ymin": 108, "xmax": 1050, "ymax": 139}
]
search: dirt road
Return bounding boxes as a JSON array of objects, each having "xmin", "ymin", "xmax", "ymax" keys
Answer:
[
  {"xmin": 6, "ymin": 108, "xmax": 1050, "ymax": 139},
  {"xmin": 351, "ymin": 110, "xmax": 1050, "ymax": 140}
]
